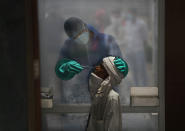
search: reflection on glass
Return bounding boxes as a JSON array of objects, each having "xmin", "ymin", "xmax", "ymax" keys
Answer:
[
  {"xmin": 42, "ymin": 113, "xmax": 88, "ymax": 131},
  {"xmin": 38, "ymin": 0, "xmax": 158, "ymax": 105},
  {"xmin": 38, "ymin": 0, "xmax": 158, "ymax": 130},
  {"xmin": 42, "ymin": 113, "xmax": 158, "ymax": 131},
  {"xmin": 122, "ymin": 113, "xmax": 158, "ymax": 131}
]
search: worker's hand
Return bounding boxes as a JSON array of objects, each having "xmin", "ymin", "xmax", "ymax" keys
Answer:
[
  {"xmin": 55, "ymin": 58, "xmax": 83, "ymax": 80},
  {"xmin": 59, "ymin": 60, "xmax": 83, "ymax": 74},
  {"xmin": 114, "ymin": 57, "xmax": 128, "ymax": 78}
]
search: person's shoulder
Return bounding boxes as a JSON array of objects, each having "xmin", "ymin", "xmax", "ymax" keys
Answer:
[
  {"xmin": 64, "ymin": 38, "xmax": 72, "ymax": 45},
  {"xmin": 99, "ymin": 32, "xmax": 115, "ymax": 40},
  {"xmin": 137, "ymin": 18, "xmax": 146, "ymax": 26},
  {"xmin": 62, "ymin": 38, "xmax": 76, "ymax": 48},
  {"xmin": 59, "ymin": 39, "xmax": 71, "ymax": 52},
  {"xmin": 97, "ymin": 33, "xmax": 117, "ymax": 47},
  {"xmin": 103, "ymin": 33, "xmax": 116, "ymax": 43},
  {"xmin": 59, "ymin": 39, "xmax": 72, "ymax": 57}
]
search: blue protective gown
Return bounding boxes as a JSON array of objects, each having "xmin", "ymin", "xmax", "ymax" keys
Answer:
[{"xmin": 57, "ymin": 24, "xmax": 122, "ymax": 104}]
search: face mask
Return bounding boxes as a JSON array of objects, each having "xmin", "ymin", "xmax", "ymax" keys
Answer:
[{"xmin": 75, "ymin": 31, "xmax": 89, "ymax": 45}]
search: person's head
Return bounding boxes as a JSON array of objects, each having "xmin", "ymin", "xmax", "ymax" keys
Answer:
[
  {"xmin": 129, "ymin": 8, "xmax": 137, "ymax": 17},
  {"xmin": 95, "ymin": 9, "xmax": 106, "ymax": 25},
  {"xmin": 111, "ymin": 9, "xmax": 121, "ymax": 18},
  {"xmin": 64, "ymin": 17, "xmax": 90, "ymax": 45},
  {"xmin": 127, "ymin": 8, "xmax": 137, "ymax": 23},
  {"xmin": 110, "ymin": 9, "xmax": 122, "ymax": 25}
]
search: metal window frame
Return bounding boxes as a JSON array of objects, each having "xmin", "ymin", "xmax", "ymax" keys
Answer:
[
  {"xmin": 158, "ymin": 0, "xmax": 165, "ymax": 131},
  {"xmin": 43, "ymin": 104, "xmax": 160, "ymax": 113}
]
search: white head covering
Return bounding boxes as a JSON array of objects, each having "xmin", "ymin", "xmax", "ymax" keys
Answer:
[
  {"xmin": 102, "ymin": 56, "xmax": 124, "ymax": 86},
  {"xmin": 89, "ymin": 56, "xmax": 123, "ymax": 98}
]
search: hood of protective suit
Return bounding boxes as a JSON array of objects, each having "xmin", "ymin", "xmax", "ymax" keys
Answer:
[
  {"xmin": 102, "ymin": 56, "xmax": 124, "ymax": 86},
  {"xmin": 89, "ymin": 56, "xmax": 124, "ymax": 98}
]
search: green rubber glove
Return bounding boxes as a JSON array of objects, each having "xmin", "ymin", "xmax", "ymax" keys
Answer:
[
  {"xmin": 55, "ymin": 58, "xmax": 83, "ymax": 80},
  {"xmin": 114, "ymin": 57, "xmax": 129, "ymax": 78}
]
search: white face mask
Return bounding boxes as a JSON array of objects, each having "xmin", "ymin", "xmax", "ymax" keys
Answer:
[{"xmin": 75, "ymin": 31, "xmax": 89, "ymax": 45}]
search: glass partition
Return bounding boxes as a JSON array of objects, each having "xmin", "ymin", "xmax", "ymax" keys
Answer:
[{"xmin": 38, "ymin": 0, "xmax": 160, "ymax": 130}]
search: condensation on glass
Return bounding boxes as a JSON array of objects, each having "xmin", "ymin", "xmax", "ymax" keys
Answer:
[
  {"xmin": 38, "ymin": 0, "xmax": 158, "ymax": 130},
  {"xmin": 42, "ymin": 113, "xmax": 158, "ymax": 131}
]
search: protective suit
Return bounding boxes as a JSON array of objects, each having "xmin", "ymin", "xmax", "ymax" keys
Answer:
[
  {"xmin": 87, "ymin": 56, "xmax": 123, "ymax": 131},
  {"xmin": 57, "ymin": 24, "xmax": 123, "ymax": 104}
]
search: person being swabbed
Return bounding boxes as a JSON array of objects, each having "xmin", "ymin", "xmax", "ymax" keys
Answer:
[{"xmin": 55, "ymin": 17, "xmax": 128, "ymax": 131}]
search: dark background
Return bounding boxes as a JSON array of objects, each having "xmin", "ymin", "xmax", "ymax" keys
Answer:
[
  {"xmin": 165, "ymin": 0, "xmax": 185, "ymax": 131},
  {"xmin": 0, "ymin": 0, "xmax": 28, "ymax": 131},
  {"xmin": 0, "ymin": 0, "xmax": 185, "ymax": 131}
]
